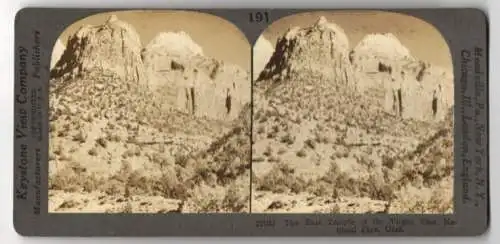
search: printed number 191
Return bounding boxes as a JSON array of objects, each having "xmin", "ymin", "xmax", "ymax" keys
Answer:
[{"xmin": 249, "ymin": 12, "xmax": 269, "ymax": 23}]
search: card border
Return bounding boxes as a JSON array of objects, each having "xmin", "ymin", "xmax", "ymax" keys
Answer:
[{"xmin": 13, "ymin": 7, "xmax": 489, "ymax": 236}]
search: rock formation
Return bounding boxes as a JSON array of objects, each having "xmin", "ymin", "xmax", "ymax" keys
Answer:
[
  {"xmin": 252, "ymin": 35, "xmax": 274, "ymax": 80},
  {"xmin": 150, "ymin": 31, "xmax": 203, "ymax": 56},
  {"xmin": 382, "ymin": 61, "xmax": 454, "ymax": 121},
  {"xmin": 50, "ymin": 39, "xmax": 66, "ymax": 69},
  {"xmin": 143, "ymin": 31, "xmax": 250, "ymax": 121},
  {"xmin": 350, "ymin": 33, "xmax": 414, "ymax": 73},
  {"xmin": 51, "ymin": 15, "xmax": 145, "ymax": 83},
  {"xmin": 142, "ymin": 31, "xmax": 203, "ymax": 74},
  {"xmin": 257, "ymin": 16, "xmax": 355, "ymax": 91},
  {"xmin": 351, "ymin": 33, "xmax": 454, "ymax": 122}
]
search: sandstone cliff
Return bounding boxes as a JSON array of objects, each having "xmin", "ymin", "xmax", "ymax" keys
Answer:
[
  {"xmin": 351, "ymin": 33, "xmax": 453, "ymax": 121},
  {"xmin": 143, "ymin": 31, "xmax": 250, "ymax": 121},
  {"xmin": 257, "ymin": 16, "xmax": 355, "ymax": 92},
  {"xmin": 51, "ymin": 15, "xmax": 145, "ymax": 84}
]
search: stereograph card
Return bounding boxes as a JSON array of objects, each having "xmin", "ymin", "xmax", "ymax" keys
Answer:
[{"xmin": 13, "ymin": 8, "xmax": 489, "ymax": 236}]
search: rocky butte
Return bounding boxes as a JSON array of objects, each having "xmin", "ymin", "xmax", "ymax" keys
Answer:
[
  {"xmin": 51, "ymin": 15, "xmax": 146, "ymax": 84},
  {"xmin": 257, "ymin": 16, "xmax": 355, "ymax": 92}
]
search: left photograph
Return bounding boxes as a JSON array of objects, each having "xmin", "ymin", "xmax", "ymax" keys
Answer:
[{"xmin": 48, "ymin": 11, "xmax": 251, "ymax": 213}]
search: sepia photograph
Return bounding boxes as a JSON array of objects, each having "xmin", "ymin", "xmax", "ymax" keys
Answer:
[
  {"xmin": 251, "ymin": 11, "xmax": 454, "ymax": 214},
  {"xmin": 48, "ymin": 11, "xmax": 251, "ymax": 213}
]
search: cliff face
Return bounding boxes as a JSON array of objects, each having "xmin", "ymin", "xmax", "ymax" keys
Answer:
[
  {"xmin": 143, "ymin": 31, "xmax": 250, "ymax": 121},
  {"xmin": 257, "ymin": 17, "xmax": 355, "ymax": 91},
  {"xmin": 51, "ymin": 15, "xmax": 146, "ymax": 84},
  {"xmin": 350, "ymin": 33, "xmax": 414, "ymax": 73},
  {"xmin": 351, "ymin": 33, "xmax": 453, "ymax": 122}
]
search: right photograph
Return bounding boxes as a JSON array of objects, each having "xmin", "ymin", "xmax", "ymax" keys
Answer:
[{"xmin": 251, "ymin": 11, "xmax": 454, "ymax": 214}]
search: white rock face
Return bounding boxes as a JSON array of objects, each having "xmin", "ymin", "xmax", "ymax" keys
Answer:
[
  {"xmin": 142, "ymin": 31, "xmax": 205, "ymax": 88},
  {"xmin": 143, "ymin": 31, "xmax": 203, "ymax": 71},
  {"xmin": 143, "ymin": 32, "xmax": 250, "ymax": 121},
  {"xmin": 258, "ymin": 16, "xmax": 355, "ymax": 90},
  {"xmin": 50, "ymin": 39, "xmax": 66, "ymax": 69},
  {"xmin": 351, "ymin": 33, "xmax": 413, "ymax": 73},
  {"xmin": 171, "ymin": 63, "xmax": 250, "ymax": 121},
  {"xmin": 252, "ymin": 35, "xmax": 274, "ymax": 80},
  {"xmin": 382, "ymin": 61, "xmax": 454, "ymax": 121},
  {"xmin": 352, "ymin": 33, "xmax": 454, "ymax": 122},
  {"xmin": 51, "ymin": 15, "xmax": 145, "ymax": 83}
]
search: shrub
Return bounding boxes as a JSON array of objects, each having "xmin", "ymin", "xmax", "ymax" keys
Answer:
[
  {"xmin": 280, "ymin": 134, "xmax": 295, "ymax": 145},
  {"xmin": 88, "ymin": 148, "xmax": 98, "ymax": 156},
  {"xmin": 263, "ymin": 146, "xmax": 273, "ymax": 157},
  {"xmin": 296, "ymin": 149, "xmax": 307, "ymax": 158},
  {"xmin": 256, "ymin": 163, "xmax": 308, "ymax": 194},
  {"xmin": 304, "ymin": 139, "xmax": 316, "ymax": 149},
  {"xmin": 96, "ymin": 137, "xmax": 108, "ymax": 148}
]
